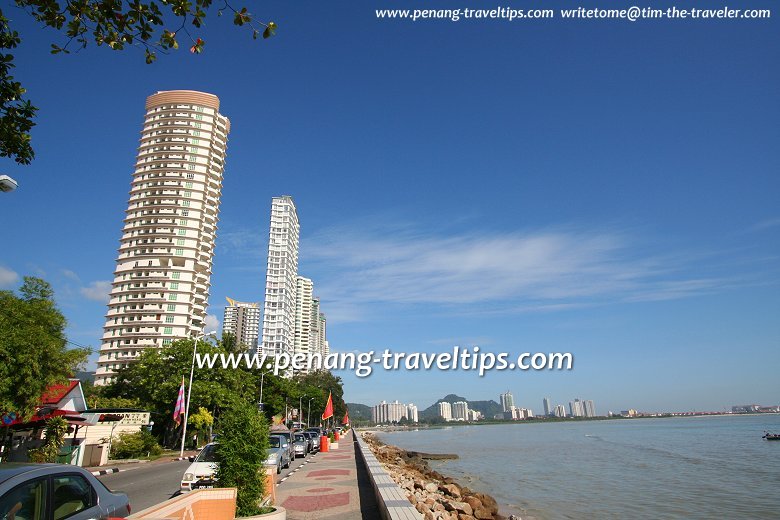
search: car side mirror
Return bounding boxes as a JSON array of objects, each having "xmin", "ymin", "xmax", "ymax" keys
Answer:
[{"xmin": 188, "ymin": 456, "xmax": 195, "ymax": 462}]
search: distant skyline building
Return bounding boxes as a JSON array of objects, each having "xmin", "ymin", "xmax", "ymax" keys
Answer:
[
  {"xmin": 407, "ymin": 404, "xmax": 419, "ymax": 423},
  {"xmin": 259, "ymin": 196, "xmax": 300, "ymax": 361},
  {"xmin": 222, "ymin": 297, "xmax": 260, "ymax": 350},
  {"xmin": 583, "ymin": 399, "xmax": 596, "ymax": 417},
  {"xmin": 500, "ymin": 391, "xmax": 515, "ymax": 412},
  {"xmin": 96, "ymin": 90, "xmax": 230, "ymax": 386},
  {"xmin": 452, "ymin": 401, "xmax": 469, "ymax": 421},
  {"xmin": 570, "ymin": 399, "xmax": 584, "ymax": 417},
  {"xmin": 553, "ymin": 404, "xmax": 566, "ymax": 418},
  {"xmin": 371, "ymin": 400, "xmax": 409, "ymax": 424},
  {"xmin": 543, "ymin": 397, "xmax": 552, "ymax": 416},
  {"xmin": 438, "ymin": 401, "xmax": 452, "ymax": 421}
]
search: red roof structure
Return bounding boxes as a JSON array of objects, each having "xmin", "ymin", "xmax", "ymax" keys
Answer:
[{"xmin": 41, "ymin": 380, "xmax": 80, "ymax": 406}]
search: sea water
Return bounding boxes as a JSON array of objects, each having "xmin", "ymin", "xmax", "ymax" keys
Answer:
[{"xmin": 380, "ymin": 414, "xmax": 780, "ymax": 519}]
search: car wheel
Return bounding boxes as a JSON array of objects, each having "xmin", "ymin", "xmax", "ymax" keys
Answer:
[{"xmin": 277, "ymin": 462, "xmax": 281, "ymax": 474}]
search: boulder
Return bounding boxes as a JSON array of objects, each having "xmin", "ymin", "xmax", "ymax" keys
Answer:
[
  {"xmin": 425, "ymin": 482, "xmax": 439, "ymax": 493},
  {"xmin": 445, "ymin": 501, "xmax": 473, "ymax": 516},
  {"xmin": 474, "ymin": 506, "xmax": 494, "ymax": 519},
  {"xmin": 464, "ymin": 496, "xmax": 482, "ymax": 511},
  {"xmin": 441, "ymin": 484, "xmax": 462, "ymax": 498},
  {"xmin": 474, "ymin": 493, "xmax": 498, "ymax": 515}
]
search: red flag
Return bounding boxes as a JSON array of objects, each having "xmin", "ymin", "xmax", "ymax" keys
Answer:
[
  {"xmin": 173, "ymin": 377, "xmax": 186, "ymax": 426},
  {"xmin": 321, "ymin": 392, "xmax": 334, "ymax": 420},
  {"xmin": 342, "ymin": 411, "xmax": 349, "ymax": 425}
]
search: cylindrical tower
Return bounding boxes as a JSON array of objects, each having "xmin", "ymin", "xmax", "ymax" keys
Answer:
[{"xmin": 95, "ymin": 90, "xmax": 230, "ymax": 386}]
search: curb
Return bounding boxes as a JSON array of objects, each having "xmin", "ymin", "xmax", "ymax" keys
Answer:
[{"xmin": 91, "ymin": 467, "xmax": 121, "ymax": 476}]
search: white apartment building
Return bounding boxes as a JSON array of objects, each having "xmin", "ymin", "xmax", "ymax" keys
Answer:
[
  {"xmin": 260, "ymin": 196, "xmax": 300, "ymax": 360},
  {"xmin": 371, "ymin": 400, "xmax": 408, "ymax": 424},
  {"xmin": 583, "ymin": 400, "xmax": 596, "ymax": 417},
  {"xmin": 294, "ymin": 276, "xmax": 314, "ymax": 360},
  {"xmin": 570, "ymin": 399, "xmax": 584, "ymax": 417},
  {"xmin": 407, "ymin": 403, "xmax": 419, "ymax": 423},
  {"xmin": 96, "ymin": 90, "xmax": 229, "ymax": 386},
  {"xmin": 500, "ymin": 391, "xmax": 515, "ymax": 412},
  {"xmin": 452, "ymin": 401, "xmax": 469, "ymax": 421},
  {"xmin": 438, "ymin": 401, "xmax": 452, "ymax": 421},
  {"xmin": 222, "ymin": 297, "xmax": 260, "ymax": 350},
  {"xmin": 543, "ymin": 397, "xmax": 552, "ymax": 416},
  {"xmin": 554, "ymin": 404, "xmax": 566, "ymax": 417}
]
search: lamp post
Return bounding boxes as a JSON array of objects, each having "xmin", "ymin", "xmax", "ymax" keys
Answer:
[
  {"xmin": 299, "ymin": 395, "xmax": 306, "ymax": 429},
  {"xmin": 307, "ymin": 397, "xmax": 314, "ymax": 429},
  {"xmin": 180, "ymin": 330, "xmax": 217, "ymax": 458},
  {"xmin": 259, "ymin": 370, "xmax": 265, "ymax": 409}
]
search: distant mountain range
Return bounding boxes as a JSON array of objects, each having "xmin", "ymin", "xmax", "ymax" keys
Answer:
[
  {"xmin": 348, "ymin": 394, "xmax": 504, "ymax": 421},
  {"xmin": 345, "ymin": 403, "xmax": 373, "ymax": 420},
  {"xmin": 419, "ymin": 394, "xmax": 503, "ymax": 419}
]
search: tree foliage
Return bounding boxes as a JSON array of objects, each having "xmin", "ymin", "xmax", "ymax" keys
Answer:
[
  {"xmin": 28, "ymin": 416, "xmax": 69, "ymax": 463},
  {"xmin": 110, "ymin": 428, "xmax": 162, "ymax": 459},
  {"xmin": 104, "ymin": 338, "xmax": 261, "ymax": 441},
  {"xmin": 215, "ymin": 397, "xmax": 269, "ymax": 517},
  {"xmin": 0, "ymin": 277, "xmax": 90, "ymax": 419},
  {"xmin": 0, "ymin": 0, "xmax": 276, "ymax": 165}
]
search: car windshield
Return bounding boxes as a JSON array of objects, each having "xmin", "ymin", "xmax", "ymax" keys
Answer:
[
  {"xmin": 269, "ymin": 437, "xmax": 280, "ymax": 448},
  {"xmin": 196, "ymin": 444, "xmax": 218, "ymax": 463},
  {"xmin": 295, "ymin": 434, "xmax": 305, "ymax": 441}
]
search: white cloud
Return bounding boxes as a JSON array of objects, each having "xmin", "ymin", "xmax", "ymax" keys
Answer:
[
  {"xmin": 80, "ymin": 281, "xmax": 112, "ymax": 302},
  {"xmin": 62, "ymin": 269, "xmax": 80, "ymax": 281},
  {"xmin": 303, "ymin": 224, "xmax": 733, "ymax": 315},
  {"xmin": 204, "ymin": 314, "xmax": 220, "ymax": 333},
  {"xmin": 0, "ymin": 266, "xmax": 19, "ymax": 288}
]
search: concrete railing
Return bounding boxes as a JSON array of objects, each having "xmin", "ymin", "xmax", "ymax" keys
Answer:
[{"xmin": 354, "ymin": 432, "xmax": 423, "ymax": 520}]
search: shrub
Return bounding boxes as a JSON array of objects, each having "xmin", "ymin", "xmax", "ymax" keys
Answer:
[
  {"xmin": 110, "ymin": 429, "xmax": 162, "ymax": 459},
  {"xmin": 29, "ymin": 417, "xmax": 69, "ymax": 463},
  {"xmin": 215, "ymin": 398, "xmax": 269, "ymax": 517}
]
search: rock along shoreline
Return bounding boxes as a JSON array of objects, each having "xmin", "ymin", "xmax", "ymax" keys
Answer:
[{"xmin": 362, "ymin": 432, "xmax": 520, "ymax": 520}]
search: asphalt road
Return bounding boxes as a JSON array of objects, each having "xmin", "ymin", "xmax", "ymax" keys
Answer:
[
  {"xmin": 97, "ymin": 460, "xmax": 190, "ymax": 512},
  {"xmin": 97, "ymin": 451, "xmax": 316, "ymax": 512}
]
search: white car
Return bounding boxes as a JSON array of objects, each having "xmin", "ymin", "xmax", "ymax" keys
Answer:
[{"xmin": 181, "ymin": 443, "xmax": 218, "ymax": 492}]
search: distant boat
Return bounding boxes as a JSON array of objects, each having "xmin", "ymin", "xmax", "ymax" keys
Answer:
[{"xmin": 762, "ymin": 432, "xmax": 780, "ymax": 440}]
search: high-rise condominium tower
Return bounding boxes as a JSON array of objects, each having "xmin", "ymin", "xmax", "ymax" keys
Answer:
[
  {"xmin": 95, "ymin": 90, "xmax": 229, "ymax": 386},
  {"xmin": 260, "ymin": 196, "xmax": 300, "ymax": 358},
  {"xmin": 294, "ymin": 276, "xmax": 314, "ymax": 361},
  {"xmin": 543, "ymin": 397, "xmax": 552, "ymax": 416},
  {"xmin": 223, "ymin": 297, "xmax": 261, "ymax": 350}
]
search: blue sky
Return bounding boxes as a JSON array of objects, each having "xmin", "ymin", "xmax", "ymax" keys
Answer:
[{"xmin": 1, "ymin": 0, "xmax": 778, "ymax": 414}]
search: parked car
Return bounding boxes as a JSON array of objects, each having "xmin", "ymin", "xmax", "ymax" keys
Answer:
[
  {"xmin": 181, "ymin": 442, "xmax": 218, "ymax": 492},
  {"xmin": 302, "ymin": 431, "xmax": 318, "ymax": 452},
  {"xmin": 266, "ymin": 436, "xmax": 291, "ymax": 474},
  {"xmin": 293, "ymin": 433, "xmax": 308, "ymax": 458},
  {"xmin": 0, "ymin": 463, "xmax": 131, "ymax": 519},
  {"xmin": 273, "ymin": 431, "xmax": 295, "ymax": 463}
]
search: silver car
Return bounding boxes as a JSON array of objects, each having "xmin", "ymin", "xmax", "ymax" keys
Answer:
[
  {"xmin": 0, "ymin": 463, "xmax": 131, "ymax": 519},
  {"xmin": 266, "ymin": 436, "xmax": 291, "ymax": 474},
  {"xmin": 293, "ymin": 433, "xmax": 308, "ymax": 458}
]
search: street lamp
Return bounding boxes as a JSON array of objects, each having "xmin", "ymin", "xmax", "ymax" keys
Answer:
[
  {"xmin": 180, "ymin": 330, "xmax": 217, "ymax": 458},
  {"xmin": 299, "ymin": 395, "xmax": 306, "ymax": 429},
  {"xmin": 307, "ymin": 397, "xmax": 314, "ymax": 428},
  {"xmin": 0, "ymin": 175, "xmax": 18, "ymax": 192}
]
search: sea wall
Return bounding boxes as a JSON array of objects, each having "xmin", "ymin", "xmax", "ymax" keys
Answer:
[{"xmin": 360, "ymin": 432, "xmax": 512, "ymax": 520}]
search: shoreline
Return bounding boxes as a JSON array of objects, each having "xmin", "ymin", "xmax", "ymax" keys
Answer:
[{"xmin": 361, "ymin": 431, "xmax": 519, "ymax": 520}]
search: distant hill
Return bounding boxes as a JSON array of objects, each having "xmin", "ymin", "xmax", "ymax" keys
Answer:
[
  {"xmin": 420, "ymin": 394, "xmax": 503, "ymax": 420},
  {"xmin": 346, "ymin": 403, "xmax": 373, "ymax": 421}
]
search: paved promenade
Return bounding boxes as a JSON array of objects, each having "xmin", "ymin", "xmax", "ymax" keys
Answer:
[{"xmin": 275, "ymin": 430, "xmax": 380, "ymax": 519}]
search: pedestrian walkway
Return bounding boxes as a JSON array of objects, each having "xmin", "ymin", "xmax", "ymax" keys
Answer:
[{"xmin": 275, "ymin": 430, "xmax": 379, "ymax": 519}]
